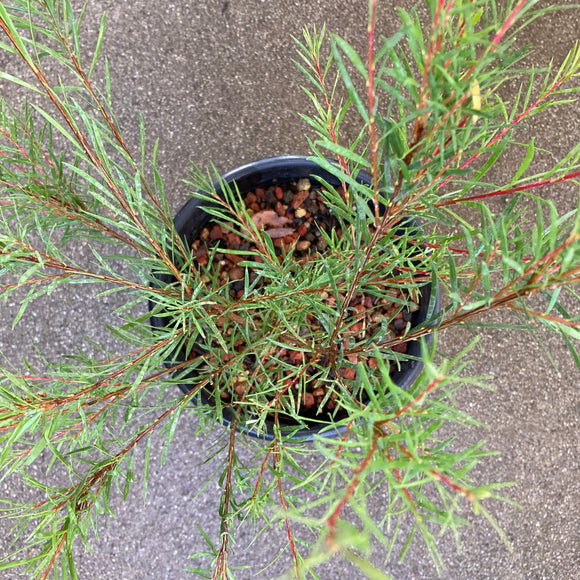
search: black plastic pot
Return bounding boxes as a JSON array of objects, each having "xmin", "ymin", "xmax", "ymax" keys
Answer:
[{"xmin": 149, "ymin": 155, "xmax": 441, "ymax": 440}]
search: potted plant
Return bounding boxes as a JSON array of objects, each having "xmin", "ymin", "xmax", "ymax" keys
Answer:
[{"xmin": 0, "ymin": 0, "xmax": 578, "ymax": 578}]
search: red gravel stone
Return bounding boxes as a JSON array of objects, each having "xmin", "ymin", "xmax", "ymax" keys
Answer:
[
  {"xmin": 195, "ymin": 248, "xmax": 208, "ymax": 266},
  {"xmin": 302, "ymin": 392, "xmax": 315, "ymax": 408},
  {"xmin": 289, "ymin": 350, "xmax": 304, "ymax": 363},
  {"xmin": 210, "ymin": 224, "xmax": 223, "ymax": 240},
  {"xmin": 229, "ymin": 254, "xmax": 245, "ymax": 265},
  {"xmin": 292, "ymin": 190, "xmax": 309, "ymax": 209},
  {"xmin": 229, "ymin": 267, "xmax": 244, "ymax": 280},
  {"xmin": 226, "ymin": 232, "xmax": 241, "ymax": 245},
  {"xmin": 392, "ymin": 342, "xmax": 408, "ymax": 353},
  {"xmin": 275, "ymin": 186, "xmax": 284, "ymax": 200}
]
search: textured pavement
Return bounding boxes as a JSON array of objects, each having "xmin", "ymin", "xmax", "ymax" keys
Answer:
[{"xmin": 0, "ymin": 1, "xmax": 579, "ymax": 579}]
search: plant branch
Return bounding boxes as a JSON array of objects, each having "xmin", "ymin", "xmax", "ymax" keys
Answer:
[{"xmin": 213, "ymin": 417, "xmax": 238, "ymax": 580}]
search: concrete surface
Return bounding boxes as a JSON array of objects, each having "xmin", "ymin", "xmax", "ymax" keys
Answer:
[{"xmin": 0, "ymin": 0, "xmax": 579, "ymax": 579}]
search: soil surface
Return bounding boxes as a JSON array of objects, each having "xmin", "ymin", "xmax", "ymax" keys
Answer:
[{"xmin": 190, "ymin": 179, "xmax": 418, "ymax": 421}]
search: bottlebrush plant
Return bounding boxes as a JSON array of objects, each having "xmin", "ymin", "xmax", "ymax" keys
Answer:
[{"xmin": 0, "ymin": 0, "xmax": 579, "ymax": 579}]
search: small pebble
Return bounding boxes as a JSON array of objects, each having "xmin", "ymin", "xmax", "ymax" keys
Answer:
[
  {"xmin": 265, "ymin": 190, "xmax": 277, "ymax": 205},
  {"xmin": 296, "ymin": 240, "xmax": 311, "ymax": 251},
  {"xmin": 292, "ymin": 190, "xmax": 310, "ymax": 209},
  {"xmin": 210, "ymin": 224, "xmax": 223, "ymax": 240},
  {"xmin": 393, "ymin": 318, "xmax": 405, "ymax": 332},
  {"xmin": 295, "ymin": 208, "xmax": 307, "ymax": 218},
  {"xmin": 229, "ymin": 267, "xmax": 244, "ymax": 280},
  {"xmin": 297, "ymin": 178, "xmax": 311, "ymax": 191},
  {"xmin": 289, "ymin": 350, "xmax": 304, "ymax": 362}
]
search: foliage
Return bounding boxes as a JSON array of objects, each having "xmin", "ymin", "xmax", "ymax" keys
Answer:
[{"xmin": 0, "ymin": 0, "xmax": 578, "ymax": 578}]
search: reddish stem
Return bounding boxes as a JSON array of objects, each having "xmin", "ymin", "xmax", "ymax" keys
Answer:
[
  {"xmin": 273, "ymin": 440, "xmax": 301, "ymax": 579},
  {"xmin": 326, "ymin": 429, "xmax": 379, "ymax": 547},
  {"xmin": 507, "ymin": 304, "xmax": 580, "ymax": 328},
  {"xmin": 310, "ymin": 39, "xmax": 351, "ymax": 202},
  {"xmin": 382, "ymin": 376, "xmax": 444, "ymax": 420},
  {"xmin": 251, "ymin": 443, "xmax": 275, "ymax": 502},
  {"xmin": 438, "ymin": 70, "xmax": 572, "ymax": 191},
  {"xmin": 435, "ymin": 171, "xmax": 580, "ymax": 208},
  {"xmin": 396, "ymin": 443, "xmax": 474, "ymax": 500},
  {"xmin": 385, "ymin": 448, "xmax": 417, "ymax": 508},
  {"xmin": 367, "ymin": 0, "xmax": 380, "ymax": 220},
  {"xmin": 492, "ymin": 0, "xmax": 529, "ymax": 46}
]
